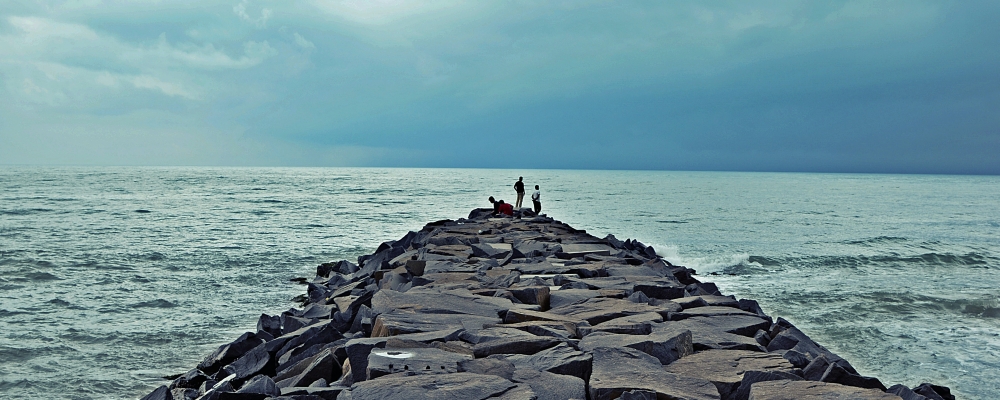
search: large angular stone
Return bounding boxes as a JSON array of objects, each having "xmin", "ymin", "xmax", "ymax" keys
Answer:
[
  {"xmin": 671, "ymin": 306, "xmax": 761, "ymax": 320},
  {"xmin": 497, "ymin": 343, "xmax": 592, "ymax": 381},
  {"xmin": 235, "ymin": 375, "xmax": 280, "ymax": 397},
  {"xmin": 588, "ymin": 347, "xmax": 720, "ymax": 400},
  {"xmin": 579, "ymin": 330, "xmax": 693, "ymax": 365},
  {"xmin": 547, "ymin": 297, "xmax": 678, "ymax": 325},
  {"xmin": 747, "ymin": 380, "xmax": 903, "ymax": 400},
  {"xmin": 219, "ymin": 343, "xmax": 271, "ymax": 383},
  {"xmin": 653, "ymin": 316, "xmax": 770, "ymax": 352},
  {"xmin": 732, "ymin": 371, "xmax": 803, "ymax": 400},
  {"xmin": 276, "ymin": 348, "xmax": 340, "ymax": 388},
  {"xmin": 371, "ymin": 311, "xmax": 499, "ymax": 337},
  {"xmin": 341, "ymin": 372, "xmax": 519, "ymax": 400},
  {"xmin": 663, "ymin": 350, "xmax": 798, "ymax": 399},
  {"xmin": 366, "ymin": 347, "xmax": 473, "ymax": 380},
  {"xmin": 198, "ymin": 332, "xmax": 267, "ymax": 374},
  {"xmin": 472, "ymin": 336, "xmax": 562, "ymax": 358},
  {"xmin": 556, "ymin": 243, "xmax": 613, "ymax": 258},
  {"xmin": 502, "ymin": 308, "xmax": 584, "ymax": 325},
  {"xmin": 548, "ymin": 289, "xmax": 602, "ymax": 309},
  {"xmin": 371, "ymin": 288, "xmax": 513, "ymax": 318},
  {"xmin": 140, "ymin": 385, "xmax": 171, "ymax": 400},
  {"xmin": 344, "ymin": 328, "xmax": 464, "ymax": 383},
  {"xmin": 512, "ymin": 367, "xmax": 587, "ymax": 400}
]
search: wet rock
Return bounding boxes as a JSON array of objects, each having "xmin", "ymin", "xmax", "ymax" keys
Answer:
[
  {"xmin": 747, "ymin": 380, "xmax": 903, "ymax": 399},
  {"xmin": 170, "ymin": 368, "xmax": 210, "ymax": 390},
  {"xmin": 235, "ymin": 375, "xmax": 279, "ymax": 397},
  {"xmin": 278, "ymin": 386, "xmax": 346, "ymax": 400},
  {"xmin": 887, "ymin": 384, "xmax": 932, "ymax": 400},
  {"xmin": 276, "ymin": 348, "xmax": 340, "ymax": 388},
  {"xmin": 663, "ymin": 349, "xmax": 799, "ymax": 399},
  {"xmin": 140, "ymin": 385, "xmax": 172, "ymax": 400},
  {"xmin": 198, "ymin": 332, "xmax": 266, "ymax": 374},
  {"xmin": 218, "ymin": 343, "xmax": 271, "ymax": 384},
  {"xmin": 732, "ymin": 370, "xmax": 803, "ymax": 400},
  {"xmin": 171, "ymin": 388, "xmax": 197, "ymax": 400},
  {"xmin": 820, "ymin": 359, "xmax": 887, "ymax": 391},
  {"xmin": 579, "ymin": 330, "xmax": 693, "ymax": 365},
  {"xmin": 588, "ymin": 347, "xmax": 719, "ymax": 400},
  {"xmin": 912, "ymin": 383, "xmax": 955, "ymax": 400},
  {"xmin": 340, "ymin": 372, "xmax": 519, "ymax": 400}
]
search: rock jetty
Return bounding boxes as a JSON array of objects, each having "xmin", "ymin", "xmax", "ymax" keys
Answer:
[{"xmin": 143, "ymin": 209, "xmax": 955, "ymax": 400}]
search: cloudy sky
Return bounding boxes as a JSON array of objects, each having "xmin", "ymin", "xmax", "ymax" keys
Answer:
[{"xmin": 1, "ymin": 1, "xmax": 998, "ymax": 173}]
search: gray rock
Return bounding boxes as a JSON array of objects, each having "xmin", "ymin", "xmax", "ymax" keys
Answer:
[
  {"xmin": 512, "ymin": 367, "xmax": 586, "ymax": 400},
  {"xmin": 280, "ymin": 385, "xmax": 348, "ymax": 400},
  {"xmin": 170, "ymin": 368, "xmax": 210, "ymax": 390},
  {"xmin": 747, "ymin": 380, "xmax": 903, "ymax": 399},
  {"xmin": 663, "ymin": 350, "xmax": 798, "ymax": 400},
  {"xmin": 198, "ymin": 332, "xmax": 266, "ymax": 374},
  {"xmin": 547, "ymin": 297, "xmax": 677, "ymax": 325},
  {"xmin": 671, "ymin": 306, "xmax": 760, "ymax": 321},
  {"xmin": 588, "ymin": 347, "xmax": 720, "ymax": 400},
  {"xmin": 733, "ymin": 370, "xmax": 803, "ymax": 400},
  {"xmin": 887, "ymin": 384, "xmax": 931, "ymax": 400},
  {"xmin": 498, "ymin": 343, "xmax": 592, "ymax": 381},
  {"xmin": 472, "ymin": 336, "xmax": 562, "ymax": 358},
  {"xmin": 371, "ymin": 288, "xmax": 513, "ymax": 318},
  {"xmin": 548, "ymin": 289, "xmax": 602, "ymax": 309},
  {"xmin": 458, "ymin": 358, "xmax": 516, "ymax": 380},
  {"xmin": 579, "ymin": 330, "xmax": 693, "ymax": 365},
  {"xmin": 371, "ymin": 311, "xmax": 499, "ymax": 337},
  {"xmin": 171, "ymin": 388, "xmax": 197, "ymax": 400},
  {"xmin": 913, "ymin": 383, "xmax": 955, "ymax": 400},
  {"xmin": 820, "ymin": 360, "xmax": 886, "ymax": 391},
  {"xmin": 278, "ymin": 348, "xmax": 340, "ymax": 388},
  {"xmin": 344, "ymin": 328, "xmax": 464, "ymax": 383},
  {"xmin": 141, "ymin": 385, "xmax": 172, "ymax": 400},
  {"xmin": 235, "ymin": 375, "xmax": 279, "ymax": 397},
  {"xmin": 366, "ymin": 347, "xmax": 472, "ymax": 380},
  {"xmin": 218, "ymin": 343, "xmax": 271, "ymax": 383},
  {"xmin": 340, "ymin": 372, "xmax": 519, "ymax": 400},
  {"xmin": 618, "ymin": 390, "xmax": 657, "ymax": 400}
]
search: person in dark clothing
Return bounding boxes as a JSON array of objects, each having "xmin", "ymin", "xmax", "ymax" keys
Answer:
[
  {"xmin": 531, "ymin": 185, "xmax": 541, "ymax": 214},
  {"xmin": 489, "ymin": 196, "xmax": 500, "ymax": 215},
  {"xmin": 514, "ymin": 177, "xmax": 525, "ymax": 208}
]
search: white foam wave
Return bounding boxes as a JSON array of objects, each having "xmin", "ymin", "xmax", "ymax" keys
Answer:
[{"xmin": 649, "ymin": 243, "xmax": 752, "ymax": 274}]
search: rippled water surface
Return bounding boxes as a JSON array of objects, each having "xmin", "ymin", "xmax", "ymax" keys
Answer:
[{"xmin": 1, "ymin": 167, "xmax": 997, "ymax": 399}]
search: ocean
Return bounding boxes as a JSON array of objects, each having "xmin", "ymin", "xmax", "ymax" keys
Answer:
[{"xmin": 1, "ymin": 167, "xmax": 997, "ymax": 399}]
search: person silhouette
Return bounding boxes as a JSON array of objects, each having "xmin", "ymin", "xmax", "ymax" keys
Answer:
[{"xmin": 514, "ymin": 177, "xmax": 525, "ymax": 208}]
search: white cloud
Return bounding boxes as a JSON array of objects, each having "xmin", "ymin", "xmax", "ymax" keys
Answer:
[
  {"xmin": 234, "ymin": 0, "xmax": 273, "ymax": 28},
  {"xmin": 121, "ymin": 33, "xmax": 277, "ymax": 70},
  {"xmin": 293, "ymin": 32, "xmax": 315, "ymax": 49}
]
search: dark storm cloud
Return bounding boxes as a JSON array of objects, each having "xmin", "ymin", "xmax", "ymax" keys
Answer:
[{"xmin": 1, "ymin": 1, "xmax": 997, "ymax": 173}]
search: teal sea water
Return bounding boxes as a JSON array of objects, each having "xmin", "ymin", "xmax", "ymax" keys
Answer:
[{"xmin": 1, "ymin": 167, "xmax": 998, "ymax": 399}]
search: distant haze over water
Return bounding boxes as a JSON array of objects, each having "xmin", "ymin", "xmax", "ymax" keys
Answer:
[{"xmin": 1, "ymin": 167, "xmax": 998, "ymax": 399}]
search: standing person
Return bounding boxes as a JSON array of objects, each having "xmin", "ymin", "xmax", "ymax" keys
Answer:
[
  {"xmin": 514, "ymin": 177, "xmax": 525, "ymax": 208},
  {"xmin": 531, "ymin": 185, "xmax": 541, "ymax": 214}
]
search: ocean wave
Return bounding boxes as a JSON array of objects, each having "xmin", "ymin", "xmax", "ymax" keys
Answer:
[
  {"xmin": 843, "ymin": 236, "xmax": 908, "ymax": 246},
  {"xmin": 652, "ymin": 244, "xmax": 755, "ymax": 274},
  {"xmin": 129, "ymin": 299, "xmax": 178, "ymax": 309},
  {"xmin": 0, "ymin": 208, "xmax": 56, "ymax": 216}
]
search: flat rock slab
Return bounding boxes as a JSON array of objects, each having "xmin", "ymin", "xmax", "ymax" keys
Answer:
[
  {"xmin": 371, "ymin": 311, "xmax": 499, "ymax": 337},
  {"xmin": 589, "ymin": 347, "xmax": 720, "ymax": 400},
  {"xmin": 579, "ymin": 330, "xmax": 693, "ymax": 365},
  {"xmin": 672, "ymin": 306, "xmax": 761, "ymax": 320},
  {"xmin": 473, "ymin": 336, "xmax": 562, "ymax": 358},
  {"xmin": 496, "ymin": 343, "xmax": 593, "ymax": 381},
  {"xmin": 748, "ymin": 380, "xmax": 903, "ymax": 400},
  {"xmin": 513, "ymin": 367, "xmax": 587, "ymax": 400},
  {"xmin": 366, "ymin": 347, "xmax": 473, "ymax": 380},
  {"xmin": 341, "ymin": 372, "xmax": 520, "ymax": 400},
  {"xmin": 371, "ymin": 288, "xmax": 513, "ymax": 318},
  {"xmin": 675, "ymin": 295, "xmax": 741, "ymax": 309},
  {"xmin": 654, "ymin": 317, "xmax": 769, "ymax": 351},
  {"xmin": 547, "ymin": 297, "xmax": 679, "ymax": 325},
  {"xmin": 663, "ymin": 350, "xmax": 798, "ymax": 399},
  {"xmin": 557, "ymin": 243, "xmax": 614, "ymax": 258}
]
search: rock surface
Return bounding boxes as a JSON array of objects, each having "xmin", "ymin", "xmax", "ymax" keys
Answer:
[{"xmin": 139, "ymin": 210, "xmax": 951, "ymax": 400}]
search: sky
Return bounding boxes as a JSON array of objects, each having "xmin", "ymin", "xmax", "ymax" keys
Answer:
[{"xmin": 1, "ymin": 1, "xmax": 998, "ymax": 174}]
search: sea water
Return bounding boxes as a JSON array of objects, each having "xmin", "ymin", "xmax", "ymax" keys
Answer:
[{"xmin": 0, "ymin": 167, "xmax": 997, "ymax": 399}]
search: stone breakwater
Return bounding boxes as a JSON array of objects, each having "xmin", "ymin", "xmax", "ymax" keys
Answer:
[{"xmin": 142, "ymin": 209, "xmax": 955, "ymax": 400}]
